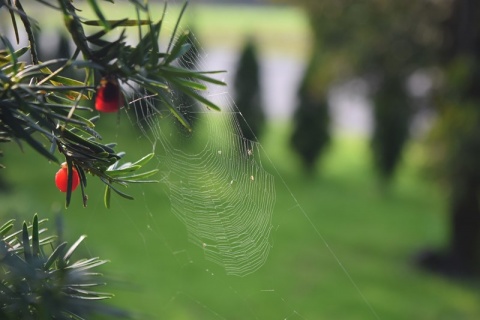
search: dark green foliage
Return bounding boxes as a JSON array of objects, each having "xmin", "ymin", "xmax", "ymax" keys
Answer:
[
  {"xmin": 290, "ymin": 53, "xmax": 330, "ymax": 172},
  {"xmin": 54, "ymin": 32, "xmax": 79, "ymax": 81},
  {"xmin": 56, "ymin": 32, "xmax": 72, "ymax": 60},
  {"xmin": 0, "ymin": 214, "xmax": 128, "ymax": 319},
  {"xmin": 371, "ymin": 75, "xmax": 412, "ymax": 183},
  {"xmin": 177, "ymin": 28, "xmax": 202, "ymax": 128},
  {"xmin": 131, "ymin": 29, "xmax": 202, "ymax": 132},
  {"xmin": 0, "ymin": 134, "xmax": 7, "ymax": 190},
  {"xmin": 234, "ymin": 38, "xmax": 265, "ymax": 141}
]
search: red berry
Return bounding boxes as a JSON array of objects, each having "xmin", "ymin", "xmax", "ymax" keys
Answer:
[
  {"xmin": 95, "ymin": 76, "xmax": 123, "ymax": 113},
  {"xmin": 55, "ymin": 162, "xmax": 80, "ymax": 192}
]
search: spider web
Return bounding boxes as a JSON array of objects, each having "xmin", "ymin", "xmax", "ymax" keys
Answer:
[
  {"xmin": 129, "ymin": 94, "xmax": 275, "ymax": 276},
  {"xmin": 123, "ymin": 11, "xmax": 276, "ymax": 276}
]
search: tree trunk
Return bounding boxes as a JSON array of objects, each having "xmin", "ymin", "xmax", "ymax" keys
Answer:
[
  {"xmin": 417, "ymin": 0, "xmax": 480, "ymax": 277},
  {"xmin": 446, "ymin": 0, "xmax": 480, "ymax": 276},
  {"xmin": 449, "ymin": 177, "xmax": 480, "ymax": 275}
]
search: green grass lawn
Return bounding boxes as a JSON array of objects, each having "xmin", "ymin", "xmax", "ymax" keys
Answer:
[{"xmin": 1, "ymin": 116, "xmax": 480, "ymax": 319}]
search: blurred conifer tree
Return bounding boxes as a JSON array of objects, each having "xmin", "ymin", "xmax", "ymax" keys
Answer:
[
  {"xmin": 290, "ymin": 50, "xmax": 330, "ymax": 172},
  {"xmin": 234, "ymin": 38, "xmax": 265, "ymax": 141},
  {"xmin": 371, "ymin": 74, "xmax": 412, "ymax": 184}
]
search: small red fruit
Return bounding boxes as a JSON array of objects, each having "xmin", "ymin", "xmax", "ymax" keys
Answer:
[
  {"xmin": 95, "ymin": 76, "xmax": 123, "ymax": 113},
  {"xmin": 55, "ymin": 162, "xmax": 80, "ymax": 192}
]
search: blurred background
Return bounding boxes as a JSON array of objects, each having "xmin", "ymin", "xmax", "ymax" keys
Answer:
[{"xmin": 2, "ymin": 0, "xmax": 480, "ymax": 318}]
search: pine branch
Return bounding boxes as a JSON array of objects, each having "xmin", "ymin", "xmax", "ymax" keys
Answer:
[{"xmin": 0, "ymin": 0, "xmax": 225, "ymax": 207}]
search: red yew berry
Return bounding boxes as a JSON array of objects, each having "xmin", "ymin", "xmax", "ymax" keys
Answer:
[
  {"xmin": 55, "ymin": 162, "xmax": 80, "ymax": 192},
  {"xmin": 95, "ymin": 76, "xmax": 123, "ymax": 113}
]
